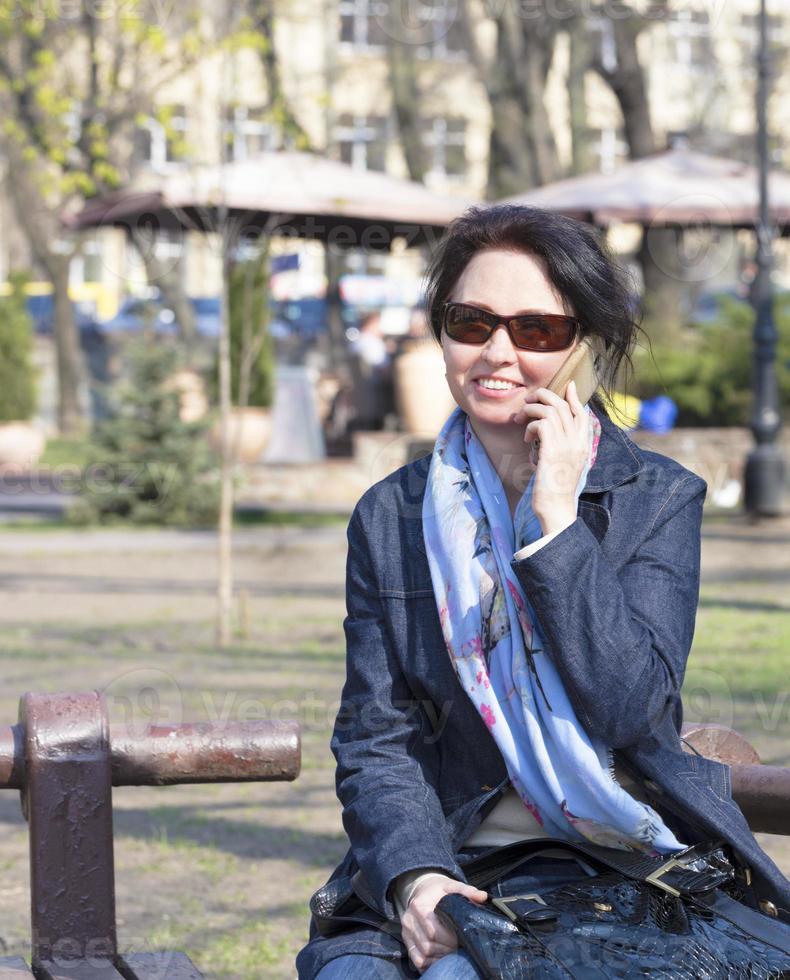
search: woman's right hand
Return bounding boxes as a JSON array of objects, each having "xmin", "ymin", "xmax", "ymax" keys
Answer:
[{"xmin": 401, "ymin": 874, "xmax": 488, "ymax": 973}]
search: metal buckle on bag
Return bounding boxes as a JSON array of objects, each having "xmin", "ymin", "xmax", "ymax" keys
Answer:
[
  {"xmin": 644, "ymin": 856, "xmax": 684, "ymax": 897},
  {"xmin": 491, "ymin": 893, "xmax": 546, "ymax": 921}
]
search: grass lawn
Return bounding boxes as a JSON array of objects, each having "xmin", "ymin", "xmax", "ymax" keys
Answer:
[
  {"xmin": 39, "ymin": 435, "xmax": 93, "ymax": 470},
  {"xmin": 691, "ymin": 586, "xmax": 790, "ymax": 765}
]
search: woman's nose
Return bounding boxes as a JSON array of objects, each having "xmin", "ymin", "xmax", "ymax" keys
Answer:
[{"xmin": 481, "ymin": 324, "xmax": 517, "ymax": 362}]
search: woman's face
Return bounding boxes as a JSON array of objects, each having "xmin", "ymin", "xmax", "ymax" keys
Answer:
[{"xmin": 441, "ymin": 248, "xmax": 579, "ymax": 434}]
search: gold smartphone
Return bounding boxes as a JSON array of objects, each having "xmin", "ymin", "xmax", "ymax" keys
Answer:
[
  {"xmin": 528, "ymin": 336, "xmax": 603, "ymax": 463},
  {"xmin": 545, "ymin": 335, "xmax": 604, "ymax": 406}
]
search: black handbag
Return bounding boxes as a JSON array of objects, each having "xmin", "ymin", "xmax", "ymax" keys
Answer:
[{"xmin": 436, "ymin": 837, "xmax": 790, "ymax": 979}]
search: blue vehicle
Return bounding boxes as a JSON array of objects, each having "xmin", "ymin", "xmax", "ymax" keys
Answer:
[
  {"xmin": 102, "ymin": 292, "xmax": 220, "ymax": 337},
  {"xmin": 269, "ymin": 297, "xmax": 332, "ymax": 339},
  {"xmin": 104, "ymin": 293, "xmax": 354, "ymax": 342},
  {"xmin": 25, "ymin": 295, "xmax": 99, "ymax": 335}
]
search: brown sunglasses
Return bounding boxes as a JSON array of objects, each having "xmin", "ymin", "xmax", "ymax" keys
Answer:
[{"xmin": 442, "ymin": 302, "xmax": 579, "ymax": 352}]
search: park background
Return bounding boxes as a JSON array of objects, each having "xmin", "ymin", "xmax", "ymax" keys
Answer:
[{"xmin": 0, "ymin": 0, "xmax": 789, "ymax": 977}]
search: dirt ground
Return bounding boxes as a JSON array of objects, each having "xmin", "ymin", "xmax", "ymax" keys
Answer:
[{"xmin": 0, "ymin": 513, "xmax": 788, "ymax": 977}]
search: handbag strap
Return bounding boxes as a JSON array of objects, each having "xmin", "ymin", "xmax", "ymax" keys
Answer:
[
  {"xmin": 687, "ymin": 888, "xmax": 790, "ymax": 956},
  {"xmin": 462, "ymin": 836, "xmax": 730, "ymax": 897}
]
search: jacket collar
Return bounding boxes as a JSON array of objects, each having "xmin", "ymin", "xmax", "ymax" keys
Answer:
[{"xmin": 583, "ymin": 404, "xmax": 644, "ymax": 494}]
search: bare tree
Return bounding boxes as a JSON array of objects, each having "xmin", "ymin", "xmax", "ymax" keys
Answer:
[
  {"xmin": 567, "ymin": 14, "xmax": 594, "ymax": 177},
  {"xmin": 458, "ymin": 0, "xmax": 562, "ymax": 198},
  {"xmin": 3, "ymin": 137, "xmax": 84, "ymax": 433},
  {"xmin": 385, "ymin": 5, "xmax": 429, "ymax": 183},
  {"xmin": 0, "ymin": 2, "xmax": 223, "ymax": 431},
  {"xmin": 245, "ymin": 0, "xmax": 312, "ymax": 149},
  {"xmin": 589, "ymin": 3, "xmax": 687, "ymax": 337}
]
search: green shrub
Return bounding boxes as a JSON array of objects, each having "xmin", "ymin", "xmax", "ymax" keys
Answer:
[
  {"xmin": 0, "ymin": 272, "xmax": 36, "ymax": 422},
  {"xmin": 72, "ymin": 341, "xmax": 219, "ymax": 526},
  {"xmin": 212, "ymin": 251, "xmax": 274, "ymax": 409},
  {"xmin": 633, "ymin": 296, "xmax": 790, "ymax": 426}
]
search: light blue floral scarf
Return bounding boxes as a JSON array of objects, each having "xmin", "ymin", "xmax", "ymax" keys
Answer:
[{"xmin": 422, "ymin": 406, "xmax": 686, "ymax": 855}]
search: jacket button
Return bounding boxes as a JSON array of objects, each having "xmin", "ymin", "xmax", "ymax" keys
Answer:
[{"xmin": 758, "ymin": 900, "xmax": 778, "ymax": 917}]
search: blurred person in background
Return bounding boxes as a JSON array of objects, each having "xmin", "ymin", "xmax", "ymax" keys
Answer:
[{"xmin": 348, "ymin": 310, "xmax": 395, "ymax": 430}]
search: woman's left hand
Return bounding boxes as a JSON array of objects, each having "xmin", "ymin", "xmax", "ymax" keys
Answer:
[
  {"xmin": 512, "ymin": 380, "xmax": 590, "ymax": 535},
  {"xmin": 401, "ymin": 875, "xmax": 488, "ymax": 973}
]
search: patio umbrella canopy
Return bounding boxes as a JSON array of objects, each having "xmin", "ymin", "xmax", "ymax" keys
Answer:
[
  {"xmin": 501, "ymin": 147, "xmax": 790, "ymax": 230},
  {"xmin": 70, "ymin": 150, "xmax": 474, "ymax": 248}
]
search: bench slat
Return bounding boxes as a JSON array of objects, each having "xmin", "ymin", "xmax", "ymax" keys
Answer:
[
  {"xmin": 117, "ymin": 953, "xmax": 203, "ymax": 980},
  {"xmin": 35, "ymin": 962, "xmax": 126, "ymax": 979},
  {"xmin": 0, "ymin": 958, "xmax": 35, "ymax": 979}
]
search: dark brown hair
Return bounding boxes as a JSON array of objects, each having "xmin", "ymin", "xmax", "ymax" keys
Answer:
[{"xmin": 422, "ymin": 204, "xmax": 640, "ymax": 406}]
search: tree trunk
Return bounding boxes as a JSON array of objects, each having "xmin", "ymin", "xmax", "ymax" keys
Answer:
[
  {"xmin": 568, "ymin": 16, "xmax": 592, "ymax": 176},
  {"xmin": 131, "ymin": 229, "xmax": 196, "ymax": 346},
  {"xmin": 324, "ymin": 245, "xmax": 348, "ymax": 377},
  {"xmin": 386, "ymin": 25, "xmax": 428, "ymax": 183},
  {"xmin": 637, "ymin": 228, "xmax": 686, "ymax": 340},
  {"xmin": 249, "ymin": 0, "xmax": 312, "ymax": 149},
  {"xmin": 486, "ymin": 9, "xmax": 539, "ymax": 198},
  {"xmin": 50, "ymin": 256, "xmax": 83, "ymax": 435},
  {"xmin": 524, "ymin": 24, "xmax": 561, "ymax": 187},
  {"xmin": 606, "ymin": 17, "xmax": 656, "ymax": 159},
  {"xmin": 217, "ymin": 233, "xmax": 233, "ymax": 648},
  {"xmin": 593, "ymin": 8, "xmax": 684, "ymax": 339},
  {"xmin": 2, "ymin": 143, "xmax": 84, "ymax": 434},
  {"xmin": 485, "ymin": 5, "xmax": 560, "ymax": 198}
]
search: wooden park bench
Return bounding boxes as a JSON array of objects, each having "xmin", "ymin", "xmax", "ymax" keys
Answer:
[{"xmin": 0, "ymin": 691, "xmax": 300, "ymax": 979}]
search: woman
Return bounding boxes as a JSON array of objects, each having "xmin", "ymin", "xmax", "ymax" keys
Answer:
[{"xmin": 297, "ymin": 206, "xmax": 790, "ymax": 979}]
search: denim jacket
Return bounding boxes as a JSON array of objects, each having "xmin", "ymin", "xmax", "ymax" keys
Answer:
[{"xmin": 296, "ymin": 407, "xmax": 790, "ymax": 979}]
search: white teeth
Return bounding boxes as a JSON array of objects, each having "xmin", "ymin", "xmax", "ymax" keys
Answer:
[{"xmin": 478, "ymin": 378, "xmax": 519, "ymax": 390}]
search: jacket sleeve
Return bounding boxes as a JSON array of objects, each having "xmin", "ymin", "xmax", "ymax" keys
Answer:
[
  {"xmin": 510, "ymin": 473, "xmax": 706, "ymax": 750},
  {"xmin": 331, "ymin": 505, "xmax": 464, "ymax": 917}
]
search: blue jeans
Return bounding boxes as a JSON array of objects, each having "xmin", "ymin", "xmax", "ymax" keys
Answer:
[
  {"xmin": 314, "ymin": 950, "xmax": 480, "ymax": 979},
  {"xmin": 314, "ymin": 854, "xmax": 595, "ymax": 979}
]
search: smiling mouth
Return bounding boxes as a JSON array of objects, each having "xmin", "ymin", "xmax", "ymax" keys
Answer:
[{"xmin": 475, "ymin": 378, "xmax": 523, "ymax": 391}]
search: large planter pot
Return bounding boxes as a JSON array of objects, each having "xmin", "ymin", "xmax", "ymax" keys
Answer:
[
  {"xmin": 167, "ymin": 369, "xmax": 209, "ymax": 423},
  {"xmin": 394, "ymin": 341, "xmax": 456, "ymax": 436},
  {"xmin": 0, "ymin": 422, "xmax": 46, "ymax": 470},
  {"xmin": 209, "ymin": 407, "xmax": 272, "ymax": 464}
]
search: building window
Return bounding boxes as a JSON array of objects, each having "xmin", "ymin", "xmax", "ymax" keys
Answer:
[
  {"xmin": 339, "ymin": 0, "xmax": 464, "ymax": 58},
  {"xmin": 422, "ymin": 116, "xmax": 466, "ymax": 178},
  {"xmin": 339, "ymin": 0, "xmax": 389, "ymax": 48},
  {"xmin": 71, "ymin": 241, "xmax": 103, "ymax": 285},
  {"xmin": 418, "ymin": 0, "xmax": 465, "ymax": 59},
  {"xmin": 667, "ymin": 9, "xmax": 713, "ymax": 69},
  {"xmin": 136, "ymin": 105, "xmax": 188, "ymax": 169},
  {"xmin": 589, "ymin": 126, "xmax": 628, "ymax": 175},
  {"xmin": 335, "ymin": 113, "xmax": 389, "ymax": 171},
  {"xmin": 225, "ymin": 106, "xmax": 278, "ymax": 160}
]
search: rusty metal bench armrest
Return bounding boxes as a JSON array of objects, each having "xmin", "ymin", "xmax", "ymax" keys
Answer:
[
  {"xmin": 681, "ymin": 722, "xmax": 790, "ymax": 836},
  {"xmin": 0, "ymin": 691, "xmax": 301, "ymax": 979}
]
